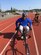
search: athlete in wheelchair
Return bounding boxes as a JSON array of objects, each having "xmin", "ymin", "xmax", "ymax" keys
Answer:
[
  {"xmin": 15, "ymin": 12, "xmax": 32, "ymax": 39},
  {"xmin": 15, "ymin": 13, "xmax": 32, "ymax": 55}
]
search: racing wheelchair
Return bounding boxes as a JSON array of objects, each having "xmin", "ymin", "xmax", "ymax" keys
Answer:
[{"xmin": 10, "ymin": 27, "xmax": 32, "ymax": 55}]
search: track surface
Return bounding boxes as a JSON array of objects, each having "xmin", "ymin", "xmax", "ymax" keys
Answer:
[{"xmin": 0, "ymin": 13, "xmax": 41, "ymax": 55}]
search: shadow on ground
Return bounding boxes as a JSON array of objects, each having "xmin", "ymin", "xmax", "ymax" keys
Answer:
[
  {"xmin": 0, "ymin": 32, "xmax": 15, "ymax": 39},
  {"xmin": 5, "ymin": 48, "xmax": 24, "ymax": 55},
  {"xmin": 4, "ymin": 32, "xmax": 24, "ymax": 55},
  {"xmin": 0, "ymin": 32, "xmax": 30, "ymax": 55},
  {"xmin": 0, "ymin": 32, "xmax": 24, "ymax": 40},
  {"xmin": 0, "ymin": 32, "xmax": 24, "ymax": 55}
]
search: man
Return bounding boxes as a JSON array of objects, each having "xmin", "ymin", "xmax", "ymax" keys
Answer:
[
  {"xmin": 15, "ymin": 13, "xmax": 32, "ymax": 39},
  {"xmin": 34, "ymin": 12, "xmax": 39, "ymax": 23}
]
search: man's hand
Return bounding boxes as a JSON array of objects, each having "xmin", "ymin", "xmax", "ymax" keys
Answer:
[
  {"xmin": 30, "ymin": 27, "xmax": 32, "ymax": 30},
  {"xmin": 29, "ymin": 26, "xmax": 32, "ymax": 30},
  {"xmin": 15, "ymin": 27, "xmax": 19, "ymax": 30}
]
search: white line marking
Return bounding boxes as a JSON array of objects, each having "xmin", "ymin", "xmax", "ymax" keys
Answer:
[
  {"xmin": 0, "ymin": 31, "xmax": 17, "ymax": 55},
  {"xmin": 0, "ymin": 22, "xmax": 14, "ymax": 32},
  {"xmin": 0, "ymin": 15, "xmax": 20, "ymax": 27},
  {"xmin": 0, "ymin": 15, "xmax": 21, "ymax": 55},
  {"xmin": 32, "ymin": 26, "xmax": 39, "ymax": 55},
  {"xmin": 0, "ymin": 21, "xmax": 13, "ymax": 27}
]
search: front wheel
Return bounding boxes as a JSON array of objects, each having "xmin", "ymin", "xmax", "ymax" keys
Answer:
[
  {"xmin": 23, "ymin": 43, "xmax": 30, "ymax": 55},
  {"xmin": 26, "ymin": 44, "xmax": 30, "ymax": 55}
]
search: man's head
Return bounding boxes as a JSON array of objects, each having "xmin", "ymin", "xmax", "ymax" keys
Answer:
[
  {"xmin": 22, "ymin": 13, "xmax": 27, "ymax": 20},
  {"xmin": 35, "ymin": 13, "xmax": 39, "ymax": 18}
]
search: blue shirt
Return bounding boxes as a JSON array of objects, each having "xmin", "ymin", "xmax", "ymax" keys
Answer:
[{"xmin": 16, "ymin": 18, "xmax": 32, "ymax": 27}]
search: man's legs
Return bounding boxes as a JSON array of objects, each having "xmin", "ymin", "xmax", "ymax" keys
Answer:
[
  {"xmin": 19, "ymin": 25, "xmax": 30, "ymax": 39},
  {"xmin": 19, "ymin": 25, "xmax": 23, "ymax": 34},
  {"xmin": 19, "ymin": 25, "xmax": 30, "ymax": 33},
  {"xmin": 25, "ymin": 26, "xmax": 30, "ymax": 33}
]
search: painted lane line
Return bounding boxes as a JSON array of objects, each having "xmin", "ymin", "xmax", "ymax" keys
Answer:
[
  {"xmin": 0, "ymin": 22, "xmax": 15, "ymax": 32},
  {"xmin": 0, "ymin": 15, "xmax": 20, "ymax": 54},
  {"xmin": 32, "ymin": 26, "xmax": 39, "ymax": 55},
  {"xmin": 0, "ymin": 22, "xmax": 16, "ymax": 55},
  {"xmin": 0, "ymin": 15, "xmax": 19, "ymax": 27},
  {"xmin": 0, "ymin": 21, "xmax": 14, "ymax": 27},
  {"xmin": 0, "ymin": 31, "xmax": 17, "ymax": 55}
]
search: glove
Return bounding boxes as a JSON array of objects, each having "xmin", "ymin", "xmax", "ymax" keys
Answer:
[
  {"xmin": 30, "ymin": 27, "xmax": 32, "ymax": 30},
  {"xmin": 15, "ymin": 27, "xmax": 19, "ymax": 30},
  {"xmin": 29, "ymin": 26, "xmax": 32, "ymax": 30}
]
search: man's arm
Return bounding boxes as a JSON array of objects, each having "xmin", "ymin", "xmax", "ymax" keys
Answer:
[
  {"xmin": 15, "ymin": 18, "xmax": 20, "ymax": 30},
  {"xmin": 27, "ymin": 18, "xmax": 32, "ymax": 30}
]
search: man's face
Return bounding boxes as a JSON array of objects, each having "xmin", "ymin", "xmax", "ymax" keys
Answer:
[
  {"xmin": 22, "ymin": 14, "xmax": 27, "ymax": 20},
  {"xmin": 35, "ymin": 15, "xmax": 39, "ymax": 18}
]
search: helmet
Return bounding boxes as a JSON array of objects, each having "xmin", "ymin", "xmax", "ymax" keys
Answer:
[{"xmin": 22, "ymin": 12, "xmax": 27, "ymax": 17}]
